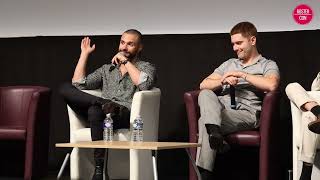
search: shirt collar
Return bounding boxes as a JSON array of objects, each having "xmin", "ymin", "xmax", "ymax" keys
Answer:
[{"xmin": 239, "ymin": 54, "xmax": 262, "ymax": 67}]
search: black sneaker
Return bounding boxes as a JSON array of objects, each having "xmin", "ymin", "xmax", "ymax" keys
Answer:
[
  {"xmin": 206, "ymin": 124, "xmax": 224, "ymax": 150},
  {"xmin": 208, "ymin": 132, "xmax": 224, "ymax": 150}
]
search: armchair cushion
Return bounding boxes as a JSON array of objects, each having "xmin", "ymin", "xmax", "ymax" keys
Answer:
[
  {"xmin": 225, "ymin": 131, "xmax": 260, "ymax": 146},
  {"xmin": 0, "ymin": 128, "xmax": 26, "ymax": 140}
]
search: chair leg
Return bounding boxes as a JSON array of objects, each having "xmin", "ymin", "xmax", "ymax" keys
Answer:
[
  {"xmin": 24, "ymin": 141, "xmax": 34, "ymax": 180},
  {"xmin": 152, "ymin": 150, "xmax": 158, "ymax": 180},
  {"xmin": 185, "ymin": 149, "xmax": 202, "ymax": 180},
  {"xmin": 57, "ymin": 151, "xmax": 72, "ymax": 179}
]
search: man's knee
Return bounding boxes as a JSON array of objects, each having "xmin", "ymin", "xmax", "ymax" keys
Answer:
[
  {"xmin": 58, "ymin": 82, "xmax": 74, "ymax": 98},
  {"xmin": 285, "ymin": 82, "xmax": 300, "ymax": 96},
  {"xmin": 198, "ymin": 89, "xmax": 217, "ymax": 105},
  {"xmin": 199, "ymin": 89, "xmax": 214, "ymax": 98},
  {"xmin": 88, "ymin": 105, "xmax": 105, "ymax": 120}
]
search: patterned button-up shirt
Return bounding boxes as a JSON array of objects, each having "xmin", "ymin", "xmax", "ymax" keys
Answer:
[{"xmin": 73, "ymin": 60, "xmax": 156, "ymax": 110}]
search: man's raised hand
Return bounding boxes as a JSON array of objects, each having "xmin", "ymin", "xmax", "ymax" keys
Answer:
[{"xmin": 81, "ymin": 37, "xmax": 95, "ymax": 55}]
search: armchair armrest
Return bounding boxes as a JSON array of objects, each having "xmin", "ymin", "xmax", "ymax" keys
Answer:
[
  {"xmin": 257, "ymin": 90, "xmax": 281, "ymax": 179},
  {"xmin": 259, "ymin": 90, "xmax": 281, "ymax": 148},
  {"xmin": 130, "ymin": 88, "xmax": 161, "ymax": 141},
  {"xmin": 67, "ymin": 89, "xmax": 102, "ymax": 142},
  {"xmin": 184, "ymin": 90, "xmax": 201, "ymax": 144},
  {"xmin": 129, "ymin": 87, "xmax": 161, "ymax": 180}
]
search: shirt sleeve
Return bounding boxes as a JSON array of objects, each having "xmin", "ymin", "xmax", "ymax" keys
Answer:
[
  {"xmin": 72, "ymin": 65, "xmax": 105, "ymax": 90},
  {"xmin": 137, "ymin": 62, "xmax": 156, "ymax": 90},
  {"xmin": 263, "ymin": 60, "xmax": 280, "ymax": 77},
  {"xmin": 213, "ymin": 60, "xmax": 232, "ymax": 75},
  {"xmin": 139, "ymin": 71, "xmax": 149, "ymax": 84}
]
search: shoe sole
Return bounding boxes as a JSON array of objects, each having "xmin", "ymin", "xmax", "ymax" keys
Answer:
[{"xmin": 308, "ymin": 120, "xmax": 320, "ymax": 134}]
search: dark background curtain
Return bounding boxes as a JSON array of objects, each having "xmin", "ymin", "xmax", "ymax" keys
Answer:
[{"xmin": 0, "ymin": 30, "xmax": 319, "ymax": 179}]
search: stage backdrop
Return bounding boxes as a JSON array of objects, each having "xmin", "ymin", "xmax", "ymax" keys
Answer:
[{"xmin": 0, "ymin": 0, "xmax": 319, "ymax": 37}]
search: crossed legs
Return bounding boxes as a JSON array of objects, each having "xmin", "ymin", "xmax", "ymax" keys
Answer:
[
  {"xmin": 59, "ymin": 83, "xmax": 130, "ymax": 180},
  {"xmin": 196, "ymin": 89, "xmax": 257, "ymax": 179},
  {"xmin": 286, "ymin": 82, "xmax": 320, "ymax": 180}
]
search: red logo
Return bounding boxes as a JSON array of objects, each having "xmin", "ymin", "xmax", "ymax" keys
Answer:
[{"xmin": 293, "ymin": 4, "xmax": 313, "ymax": 25}]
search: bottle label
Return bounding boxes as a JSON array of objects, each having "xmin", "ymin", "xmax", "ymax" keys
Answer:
[
  {"xmin": 133, "ymin": 121, "xmax": 143, "ymax": 130},
  {"xmin": 104, "ymin": 122, "xmax": 112, "ymax": 128}
]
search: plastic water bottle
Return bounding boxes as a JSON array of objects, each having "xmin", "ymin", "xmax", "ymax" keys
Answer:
[
  {"xmin": 103, "ymin": 113, "xmax": 113, "ymax": 141},
  {"xmin": 132, "ymin": 115, "xmax": 143, "ymax": 142}
]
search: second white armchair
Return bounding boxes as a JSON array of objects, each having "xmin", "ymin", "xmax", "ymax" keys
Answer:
[{"xmin": 67, "ymin": 88, "xmax": 161, "ymax": 180}]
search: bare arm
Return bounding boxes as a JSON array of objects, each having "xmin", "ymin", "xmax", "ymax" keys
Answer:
[
  {"xmin": 221, "ymin": 71, "xmax": 280, "ymax": 92},
  {"xmin": 112, "ymin": 52, "xmax": 141, "ymax": 85},
  {"xmin": 123, "ymin": 61, "xmax": 141, "ymax": 85},
  {"xmin": 199, "ymin": 72, "xmax": 223, "ymax": 91},
  {"xmin": 72, "ymin": 37, "xmax": 95, "ymax": 82}
]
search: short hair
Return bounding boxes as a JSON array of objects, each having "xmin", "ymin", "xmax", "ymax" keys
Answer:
[
  {"xmin": 124, "ymin": 29, "xmax": 143, "ymax": 44},
  {"xmin": 230, "ymin": 22, "xmax": 257, "ymax": 38}
]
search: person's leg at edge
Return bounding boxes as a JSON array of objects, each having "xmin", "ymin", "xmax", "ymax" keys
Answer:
[
  {"xmin": 196, "ymin": 89, "xmax": 225, "ymax": 179},
  {"xmin": 298, "ymin": 112, "xmax": 319, "ymax": 180},
  {"xmin": 196, "ymin": 89, "xmax": 258, "ymax": 179},
  {"xmin": 88, "ymin": 105, "xmax": 107, "ymax": 180},
  {"xmin": 286, "ymin": 82, "xmax": 320, "ymax": 134},
  {"xmin": 286, "ymin": 83, "xmax": 320, "ymax": 179},
  {"xmin": 59, "ymin": 83, "xmax": 108, "ymax": 180}
]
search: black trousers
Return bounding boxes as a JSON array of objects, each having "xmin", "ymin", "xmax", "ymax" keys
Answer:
[{"xmin": 59, "ymin": 83, "xmax": 130, "ymax": 159}]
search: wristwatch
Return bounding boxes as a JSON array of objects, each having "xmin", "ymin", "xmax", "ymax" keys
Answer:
[{"xmin": 121, "ymin": 60, "xmax": 128, "ymax": 65}]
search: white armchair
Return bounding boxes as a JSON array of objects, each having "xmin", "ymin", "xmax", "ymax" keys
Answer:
[
  {"xmin": 67, "ymin": 88, "xmax": 161, "ymax": 180},
  {"xmin": 291, "ymin": 91, "xmax": 320, "ymax": 180}
]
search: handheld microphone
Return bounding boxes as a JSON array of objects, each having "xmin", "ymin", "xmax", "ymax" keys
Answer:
[
  {"xmin": 230, "ymin": 85, "xmax": 236, "ymax": 109},
  {"xmin": 109, "ymin": 63, "xmax": 118, "ymax": 72}
]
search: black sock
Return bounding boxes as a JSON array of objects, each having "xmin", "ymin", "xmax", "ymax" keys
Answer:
[
  {"xmin": 205, "ymin": 124, "xmax": 223, "ymax": 150},
  {"xmin": 300, "ymin": 162, "xmax": 312, "ymax": 180},
  {"xmin": 198, "ymin": 166, "xmax": 213, "ymax": 180},
  {"xmin": 310, "ymin": 105, "xmax": 320, "ymax": 118}
]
